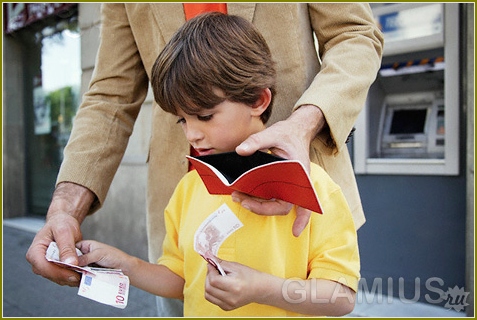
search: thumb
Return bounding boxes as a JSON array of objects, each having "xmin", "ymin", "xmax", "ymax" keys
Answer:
[
  {"xmin": 48, "ymin": 215, "xmax": 82, "ymax": 265},
  {"xmin": 54, "ymin": 235, "xmax": 80, "ymax": 265},
  {"xmin": 216, "ymin": 259, "xmax": 243, "ymax": 274},
  {"xmin": 292, "ymin": 207, "xmax": 311, "ymax": 237},
  {"xmin": 76, "ymin": 240, "xmax": 101, "ymax": 267},
  {"xmin": 236, "ymin": 133, "xmax": 266, "ymax": 156}
]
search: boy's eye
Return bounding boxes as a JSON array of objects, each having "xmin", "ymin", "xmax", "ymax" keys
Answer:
[
  {"xmin": 176, "ymin": 117, "xmax": 186, "ymax": 124},
  {"xmin": 197, "ymin": 114, "xmax": 213, "ymax": 121}
]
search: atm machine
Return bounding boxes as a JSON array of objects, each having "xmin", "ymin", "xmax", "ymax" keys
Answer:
[
  {"xmin": 354, "ymin": 3, "xmax": 459, "ymax": 175},
  {"xmin": 353, "ymin": 3, "xmax": 466, "ymax": 306},
  {"xmin": 378, "ymin": 91, "xmax": 444, "ymax": 159}
]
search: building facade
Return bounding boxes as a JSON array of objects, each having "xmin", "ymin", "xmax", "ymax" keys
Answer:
[{"xmin": 3, "ymin": 3, "xmax": 152, "ymax": 260}]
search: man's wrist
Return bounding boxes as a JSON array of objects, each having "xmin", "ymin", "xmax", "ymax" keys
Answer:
[
  {"xmin": 291, "ymin": 104, "xmax": 327, "ymax": 144},
  {"xmin": 47, "ymin": 182, "xmax": 96, "ymax": 224}
]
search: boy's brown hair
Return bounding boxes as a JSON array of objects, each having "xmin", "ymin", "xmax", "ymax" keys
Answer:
[{"xmin": 151, "ymin": 12, "xmax": 276, "ymax": 123}]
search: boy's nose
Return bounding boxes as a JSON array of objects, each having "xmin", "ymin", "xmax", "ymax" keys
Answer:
[{"xmin": 185, "ymin": 123, "xmax": 204, "ymax": 143}]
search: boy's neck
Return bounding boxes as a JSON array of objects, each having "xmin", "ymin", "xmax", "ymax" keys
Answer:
[{"xmin": 250, "ymin": 122, "xmax": 267, "ymax": 135}]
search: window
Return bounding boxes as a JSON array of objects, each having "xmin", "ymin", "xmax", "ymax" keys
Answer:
[{"xmin": 28, "ymin": 15, "xmax": 81, "ymax": 215}]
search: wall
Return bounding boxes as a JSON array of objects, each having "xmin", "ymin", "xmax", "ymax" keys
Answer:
[
  {"xmin": 3, "ymin": 36, "xmax": 27, "ymax": 219},
  {"xmin": 355, "ymin": 173, "xmax": 466, "ymax": 304},
  {"xmin": 464, "ymin": 3, "xmax": 474, "ymax": 316}
]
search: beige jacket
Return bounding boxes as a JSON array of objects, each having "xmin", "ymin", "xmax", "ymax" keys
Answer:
[{"xmin": 58, "ymin": 3, "xmax": 383, "ymax": 262}]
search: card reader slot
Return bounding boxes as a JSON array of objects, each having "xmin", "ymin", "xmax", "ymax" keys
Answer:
[{"xmin": 389, "ymin": 142, "xmax": 424, "ymax": 149}]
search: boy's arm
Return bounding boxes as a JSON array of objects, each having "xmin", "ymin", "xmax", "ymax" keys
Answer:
[
  {"xmin": 259, "ymin": 273, "xmax": 356, "ymax": 316},
  {"xmin": 77, "ymin": 240, "xmax": 184, "ymax": 299},
  {"xmin": 205, "ymin": 261, "xmax": 355, "ymax": 316}
]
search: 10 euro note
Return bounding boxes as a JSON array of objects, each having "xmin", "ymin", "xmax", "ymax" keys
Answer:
[
  {"xmin": 45, "ymin": 242, "xmax": 129, "ymax": 309},
  {"xmin": 194, "ymin": 203, "xmax": 243, "ymax": 276}
]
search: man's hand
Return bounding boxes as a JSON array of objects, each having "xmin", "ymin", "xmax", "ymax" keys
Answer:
[
  {"xmin": 26, "ymin": 214, "xmax": 83, "ymax": 286},
  {"xmin": 231, "ymin": 192, "xmax": 311, "ymax": 237},
  {"xmin": 236, "ymin": 105, "xmax": 325, "ymax": 171},
  {"xmin": 235, "ymin": 105, "xmax": 325, "ymax": 236},
  {"xmin": 26, "ymin": 182, "xmax": 95, "ymax": 287}
]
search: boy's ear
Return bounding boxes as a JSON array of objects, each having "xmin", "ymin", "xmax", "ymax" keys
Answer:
[{"xmin": 250, "ymin": 88, "xmax": 272, "ymax": 117}]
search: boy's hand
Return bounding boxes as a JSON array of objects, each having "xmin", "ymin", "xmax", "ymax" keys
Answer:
[
  {"xmin": 204, "ymin": 259, "xmax": 265, "ymax": 311},
  {"xmin": 76, "ymin": 240, "xmax": 129, "ymax": 271}
]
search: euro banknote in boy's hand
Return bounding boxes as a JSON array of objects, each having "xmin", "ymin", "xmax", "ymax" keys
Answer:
[
  {"xmin": 77, "ymin": 267, "xmax": 129, "ymax": 309},
  {"xmin": 194, "ymin": 203, "xmax": 243, "ymax": 276},
  {"xmin": 45, "ymin": 242, "xmax": 129, "ymax": 309}
]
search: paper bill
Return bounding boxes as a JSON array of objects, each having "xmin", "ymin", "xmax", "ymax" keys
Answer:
[
  {"xmin": 202, "ymin": 251, "xmax": 226, "ymax": 276},
  {"xmin": 45, "ymin": 242, "xmax": 129, "ymax": 309},
  {"xmin": 45, "ymin": 241, "xmax": 92, "ymax": 274},
  {"xmin": 194, "ymin": 203, "xmax": 243, "ymax": 276},
  {"xmin": 78, "ymin": 270, "xmax": 129, "ymax": 309}
]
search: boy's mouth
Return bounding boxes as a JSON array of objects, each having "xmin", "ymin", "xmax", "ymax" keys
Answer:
[{"xmin": 194, "ymin": 148, "xmax": 214, "ymax": 156}]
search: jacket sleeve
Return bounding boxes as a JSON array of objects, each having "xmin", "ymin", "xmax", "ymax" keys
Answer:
[
  {"xmin": 295, "ymin": 3, "xmax": 384, "ymax": 153},
  {"xmin": 57, "ymin": 3, "xmax": 149, "ymax": 212}
]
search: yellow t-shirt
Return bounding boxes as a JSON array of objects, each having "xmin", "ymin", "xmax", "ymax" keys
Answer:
[{"xmin": 157, "ymin": 162, "xmax": 360, "ymax": 316}]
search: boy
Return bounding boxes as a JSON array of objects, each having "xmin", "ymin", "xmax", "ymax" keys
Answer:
[{"xmin": 75, "ymin": 12, "xmax": 359, "ymax": 316}]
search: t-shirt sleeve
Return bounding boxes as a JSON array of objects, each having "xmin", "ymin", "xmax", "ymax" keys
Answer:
[
  {"xmin": 156, "ymin": 181, "xmax": 187, "ymax": 279},
  {"xmin": 307, "ymin": 165, "xmax": 361, "ymax": 292}
]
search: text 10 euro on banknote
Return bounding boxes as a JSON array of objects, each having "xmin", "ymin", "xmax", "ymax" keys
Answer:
[{"xmin": 45, "ymin": 241, "xmax": 129, "ymax": 309}]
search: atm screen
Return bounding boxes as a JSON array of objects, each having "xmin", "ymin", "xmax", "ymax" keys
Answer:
[{"xmin": 389, "ymin": 109, "xmax": 427, "ymax": 134}]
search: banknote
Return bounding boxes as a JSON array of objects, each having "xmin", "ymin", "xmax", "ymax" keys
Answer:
[
  {"xmin": 194, "ymin": 203, "xmax": 243, "ymax": 276},
  {"xmin": 78, "ymin": 269, "xmax": 129, "ymax": 309},
  {"xmin": 45, "ymin": 241, "xmax": 91, "ymax": 274},
  {"xmin": 45, "ymin": 242, "xmax": 129, "ymax": 309}
]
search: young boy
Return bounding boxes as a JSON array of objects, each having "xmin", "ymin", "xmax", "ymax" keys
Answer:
[{"xmin": 75, "ymin": 12, "xmax": 359, "ymax": 317}]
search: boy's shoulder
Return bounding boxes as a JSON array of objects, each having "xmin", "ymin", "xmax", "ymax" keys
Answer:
[
  {"xmin": 309, "ymin": 161, "xmax": 331, "ymax": 179},
  {"xmin": 179, "ymin": 169, "xmax": 203, "ymax": 187},
  {"xmin": 309, "ymin": 162, "xmax": 342, "ymax": 194}
]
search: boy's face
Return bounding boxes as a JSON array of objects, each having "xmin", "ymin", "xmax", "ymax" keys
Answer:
[{"xmin": 176, "ymin": 99, "xmax": 266, "ymax": 156}]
